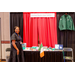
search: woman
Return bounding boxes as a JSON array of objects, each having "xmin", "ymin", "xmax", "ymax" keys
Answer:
[{"xmin": 9, "ymin": 26, "xmax": 24, "ymax": 62}]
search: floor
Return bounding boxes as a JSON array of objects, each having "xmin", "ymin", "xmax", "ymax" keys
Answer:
[{"xmin": 0, "ymin": 60, "xmax": 6, "ymax": 62}]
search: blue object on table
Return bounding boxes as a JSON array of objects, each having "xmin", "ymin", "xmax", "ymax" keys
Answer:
[
  {"xmin": 49, "ymin": 47, "xmax": 52, "ymax": 49},
  {"xmin": 55, "ymin": 44, "xmax": 63, "ymax": 50},
  {"xmin": 59, "ymin": 45, "xmax": 63, "ymax": 50}
]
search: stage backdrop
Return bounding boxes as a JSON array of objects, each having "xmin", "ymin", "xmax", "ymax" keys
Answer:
[{"xmin": 23, "ymin": 12, "xmax": 57, "ymax": 47}]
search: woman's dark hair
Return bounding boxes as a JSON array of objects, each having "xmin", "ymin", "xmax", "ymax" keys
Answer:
[{"xmin": 14, "ymin": 26, "xmax": 20, "ymax": 32}]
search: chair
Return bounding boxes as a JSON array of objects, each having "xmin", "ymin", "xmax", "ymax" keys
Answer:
[
  {"xmin": 6, "ymin": 48, "xmax": 11, "ymax": 62},
  {"xmin": 63, "ymin": 48, "xmax": 73, "ymax": 62}
]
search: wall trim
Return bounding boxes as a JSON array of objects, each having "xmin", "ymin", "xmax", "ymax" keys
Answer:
[{"xmin": 1, "ymin": 41, "xmax": 10, "ymax": 44}]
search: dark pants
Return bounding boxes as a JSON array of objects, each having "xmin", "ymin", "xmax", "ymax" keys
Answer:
[{"xmin": 9, "ymin": 49, "xmax": 24, "ymax": 62}]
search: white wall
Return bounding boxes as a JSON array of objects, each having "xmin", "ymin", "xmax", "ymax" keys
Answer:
[{"xmin": 0, "ymin": 12, "xmax": 10, "ymax": 59}]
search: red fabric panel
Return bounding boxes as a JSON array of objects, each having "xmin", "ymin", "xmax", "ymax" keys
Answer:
[
  {"xmin": 29, "ymin": 18, "xmax": 38, "ymax": 46},
  {"xmin": 37, "ymin": 17, "xmax": 47, "ymax": 46},
  {"xmin": 23, "ymin": 12, "xmax": 30, "ymax": 47},
  {"xmin": 32, "ymin": 18, "xmax": 38, "ymax": 46},
  {"xmin": 49, "ymin": 12, "xmax": 57, "ymax": 47},
  {"xmin": 37, "ymin": 18, "xmax": 42, "ymax": 45},
  {"xmin": 23, "ymin": 12, "xmax": 57, "ymax": 47},
  {"xmin": 47, "ymin": 17, "xmax": 52, "ymax": 47},
  {"xmin": 50, "ymin": 17, "xmax": 55, "ymax": 47},
  {"xmin": 29, "ymin": 17, "xmax": 33, "ymax": 47}
]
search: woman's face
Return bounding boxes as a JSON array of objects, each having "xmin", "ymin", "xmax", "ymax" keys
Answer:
[{"xmin": 15, "ymin": 27, "xmax": 20, "ymax": 34}]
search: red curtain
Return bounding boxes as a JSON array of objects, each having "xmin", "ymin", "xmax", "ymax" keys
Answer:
[
  {"xmin": 23, "ymin": 12, "xmax": 57, "ymax": 48},
  {"xmin": 23, "ymin": 13, "xmax": 30, "ymax": 47},
  {"xmin": 29, "ymin": 17, "xmax": 38, "ymax": 47}
]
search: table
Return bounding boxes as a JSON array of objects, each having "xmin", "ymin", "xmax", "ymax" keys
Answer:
[{"xmin": 23, "ymin": 50, "xmax": 64, "ymax": 62}]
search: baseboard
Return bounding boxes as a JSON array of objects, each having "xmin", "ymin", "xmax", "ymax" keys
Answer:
[{"xmin": 1, "ymin": 59, "xmax": 6, "ymax": 61}]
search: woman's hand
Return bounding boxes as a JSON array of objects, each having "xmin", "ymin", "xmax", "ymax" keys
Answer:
[
  {"xmin": 20, "ymin": 41, "xmax": 23, "ymax": 44},
  {"xmin": 17, "ymin": 49, "xmax": 19, "ymax": 55}
]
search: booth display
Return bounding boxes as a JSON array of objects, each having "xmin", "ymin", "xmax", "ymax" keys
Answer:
[
  {"xmin": 23, "ymin": 12, "xmax": 57, "ymax": 48},
  {"xmin": 10, "ymin": 12, "xmax": 75, "ymax": 62},
  {"xmin": 22, "ymin": 12, "xmax": 63, "ymax": 60}
]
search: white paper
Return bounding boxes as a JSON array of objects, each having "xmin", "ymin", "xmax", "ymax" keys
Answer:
[
  {"xmin": 55, "ymin": 44, "xmax": 59, "ymax": 49},
  {"xmin": 30, "ymin": 13, "xmax": 55, "ymax": 17}
]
